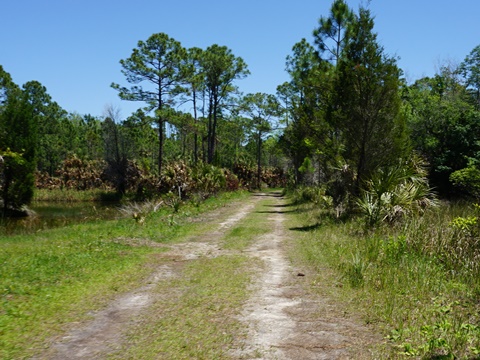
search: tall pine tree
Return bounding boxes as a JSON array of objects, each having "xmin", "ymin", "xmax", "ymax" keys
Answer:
[{"xmin": 334, "ymin": 8, "xmax": 408, "ymax": 193}]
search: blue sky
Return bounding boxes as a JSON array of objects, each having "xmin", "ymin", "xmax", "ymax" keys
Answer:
[{"xmin": 1, "ymin": 0, "xmax": 479, "ymax": 118}]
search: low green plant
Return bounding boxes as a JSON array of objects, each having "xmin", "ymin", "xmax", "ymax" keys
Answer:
[
  {"xmin": 450, "ymin": 203, "xmax": 480, "ymax": 237},
  {"xmin": 356, "ymin": 162, "xmax": 437, "ymax": 227},
  {"xmin": 342, "ymin": 251, "xmax": 369, "ymax": 288},
  {"xmin": 395, "ymin": 297, "xmax": 480, "ymax": 358},
  {"xmin": 164, "ymin": 191, "xmax": 182, "ymax": 213},
  {"xmin": 118, "ymin": 199, "xmax": 164, "ymax": 224},
  {"xmin": 291, "ymin": 185, "xmax": 332, "ymax": 207}
]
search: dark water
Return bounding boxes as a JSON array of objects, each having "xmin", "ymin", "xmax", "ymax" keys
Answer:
[{"xmin": 0, "ymin": 202, "xmax": 121, "ymax": 236}]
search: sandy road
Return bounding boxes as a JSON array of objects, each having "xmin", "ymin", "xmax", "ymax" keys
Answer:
[
  {"xmin": 231, "ymin": 192, "xmax": 378, "ymax": 359},
  {"xmin": 36, "ymin": 192, "xmax": 378, "ymax": 359}
]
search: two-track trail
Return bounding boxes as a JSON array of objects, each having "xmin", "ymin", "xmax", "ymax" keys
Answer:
[
  {"xmin": 230, "ymin": 192, "xmax": 378, "ymax": 359},
  {"xmin": 35, "ymin": 192, "xmax": 378, "ymax": 359}
]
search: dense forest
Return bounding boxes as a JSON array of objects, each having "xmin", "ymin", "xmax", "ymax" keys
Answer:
[{"xmin": 1, "ymin": 0, "xmax": 480, "ymax": 217}]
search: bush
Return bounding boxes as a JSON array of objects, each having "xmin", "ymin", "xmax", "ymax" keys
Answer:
[
  {"xmin": 291, "ymin": 186, "xmax": 333, "ymax": 208},
  {"xmin": 192, "ymin": 163, "xmax": 226, "ymax": 195},
  {"xmin": 450, "ymin": 166, "xmax": 480, "ymax": 198},
  {"xmin": 52, "ymin": 155, "xmax": 108, "ymax": 191},
  {"xmin": 0, "ymin": 149, "xmax": 35, "ymax": 213},
  {"xmin": 160, "ymin": 161, "xmax": 193, "ymax": 197},
  {"xmin": 356, "ymin": 162, "xmax": 437, "ymax": 227}
]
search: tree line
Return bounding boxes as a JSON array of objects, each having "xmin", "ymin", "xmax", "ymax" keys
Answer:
[
  {"xmin": 1, "ymin": 0, "xmax": 480, "ymax": 216},
  {"xmin": 278, "ymin": 0, "xmax": 480, "ymax": 221},
  {"xmin": 0, "ymin": 36, "xmax": 285, "ymax": 213}
]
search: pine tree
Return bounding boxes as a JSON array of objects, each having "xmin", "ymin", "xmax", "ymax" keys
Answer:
[{"xmin": 334, "ymin": 8, "xmax": 408, "ymax": 193}]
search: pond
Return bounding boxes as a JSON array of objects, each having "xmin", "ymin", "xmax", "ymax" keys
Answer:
[{"xmin": 0, "ymin": 202, "xmax": 122, "ymax": 236}]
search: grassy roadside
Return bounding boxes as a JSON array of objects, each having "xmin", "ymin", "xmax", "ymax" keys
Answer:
[
  {"xmin": 285, "ymin": 196, "xmax": 480, "ymax": 359},
  {"xmin": 0, "ymin": 190, "xmax": 250, "ymax": 360}
]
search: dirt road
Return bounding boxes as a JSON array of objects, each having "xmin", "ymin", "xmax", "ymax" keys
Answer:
[{"xmin": 37, "ymin": 192, "xmax": 378, "ymax": 359}]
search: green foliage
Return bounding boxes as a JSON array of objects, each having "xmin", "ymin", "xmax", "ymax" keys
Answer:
[
  {"xmin": 23, "ymin": 81, "xmax": 67, "ymax": 176},
  {"xmin": 356, "ymin": 159, "xmax": 437, "ymax": 227},
  {"xmin": 202, "ymin": 44, "xmax": 250, "ymax": 163},
  {"xmin": 450, "ymin": 203, "xmax": 480, "ymax": 238},
  {"xmin": 240, "ymin": 92, "xmax": 281, "ymax": 188},
  {"xmin": 313, "ymin": 0, "xmax": 354, "ymax": 63},
  {"xmin": 450, "ymin": 164, "xmax": 480, "ymax": 197},
  {"xmin": 192, "ymin": 163, "xmax": 226, "ymax": 195},
  {"xmin": 298, "ymin": 157, "xmax": 314, "ymax": 174},
  {"xmin": 291, "ymin": 185, "xmax": 333, "ymax": 208},
  {"xmin": 281, "ymin": 39, "xmax": 332, "ymax": 186},
  {"xmin": 0, "ymin": 72, "xmax": 37, "ymax": 212},
  {"xmin": 335, "ymin": 8, "xmax": 408, "ymax": 190},
  {"xmin": 281, "ymin": 3, "xmax": 409, "ymax": 200},
  {"xmin": 450, "ymin": 215, "xmax": 478, "ymax": 239},
  {"xmin": 405, "ymin": 67, "xmax": 480, "ymax": 194},
  {"xmin": 0, "ymin": 150, "xmax": 35, "ymax": 213},
  {"xmin": 458, "ymin": 44, "xmax": 480, "ymax": 107},
  {"xmin": 112, "ymin": 33, "xmax": 187, "ymax": 173}
]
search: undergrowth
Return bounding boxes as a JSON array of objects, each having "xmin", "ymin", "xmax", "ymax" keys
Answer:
[{"xmin": 288, "ymin": 192, "xmax": 480, "ymax": 359}]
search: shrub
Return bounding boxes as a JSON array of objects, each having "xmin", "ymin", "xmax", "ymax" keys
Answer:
[
  {"xmin": 0, "ymin": 149, "xmax": 35, "ymax": 213},
  {"xmin": 291, "ymin": 186, "xmax": 333, "ymax": 208},
  {"xmin": 356, "ymin": 162, "xmax": 437, "ymax": 227},
  {"xmin": 192, "ymin": 163, "xmax": 226, "ymax": 195},
  {"xmin": 160, "ymin": 161, "xmax": 193, "ymax": 198},
  {"xmin": 450, "ymin": 165, "xmax": 480, "ymax": 198}
]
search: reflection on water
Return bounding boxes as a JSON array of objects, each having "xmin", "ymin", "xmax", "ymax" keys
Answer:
[{"xmin": 0, "ymin": 202, "xmax": 121, "ymax": 235}]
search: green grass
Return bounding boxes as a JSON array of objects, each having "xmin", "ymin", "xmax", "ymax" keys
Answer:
[
  {"xmin": 0, "ymin": 190, "xmax": 250, "ymax": 360},
  {"xmin": 286, "ymin": 198, "xmax": 480, "ymax": 359},
  {"xmin": 33, "ymin": 188, "xmax": 118, "ymax": 202},
  {"xmin": 222, "ymin": 198, "xmax": 273, "ymax": 251},
  {"xmin": 0, "ymin": 225, "xmax": 156, "ymax": 359},
  {"xmin": 113, "ymin": 255, "xmax": 258, "ymax": 359}
]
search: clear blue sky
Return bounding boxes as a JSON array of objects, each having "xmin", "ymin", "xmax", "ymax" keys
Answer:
[{"xmin": 1, "ymin": 0, "xmax": 479, "ymax": 118}]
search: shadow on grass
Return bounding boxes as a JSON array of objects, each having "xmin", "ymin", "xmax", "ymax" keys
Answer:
[{"xmin": 289, "ymin": 223, "xmax": 322, "ymax": 232}]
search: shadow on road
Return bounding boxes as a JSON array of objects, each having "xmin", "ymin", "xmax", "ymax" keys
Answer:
[
  {"xmin": 252, "ymin": 192, "xmax": 284, "ymax": 198},
  {"xmin": 289, "ymin": 223, "xmax": 322, "ymax": 232},
  {"xmin": 262, "ymin": 203, "xmax": 293, "ymax": 208},
  {"xmin": 256, "ymin": 209, "xmax": 304, "ymax": 215}
]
